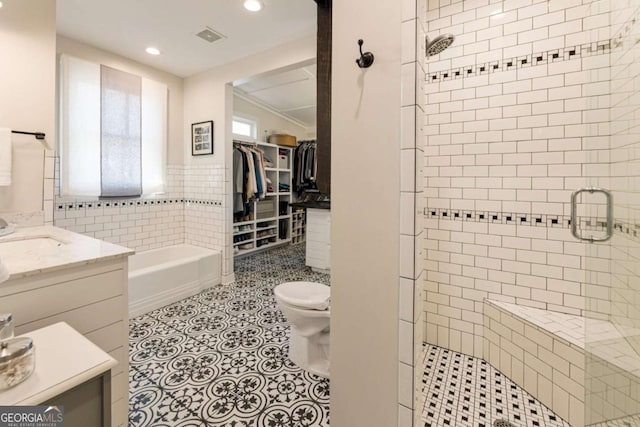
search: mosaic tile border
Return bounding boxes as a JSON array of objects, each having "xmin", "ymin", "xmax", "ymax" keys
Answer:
[
  {"xmin": 611, "ymin": 5, "xmax": 640, "ymax": 49},
  {"xmin": 426, "ymin": 41, "xmax": 613, "ymax": 84},
  {"xmin": 424, "ymin": 207, "xmax": 639, "ymax": 240},
  {"xmin": 55, "ymin": 197, "xmax": 223, "ymax": 211}
]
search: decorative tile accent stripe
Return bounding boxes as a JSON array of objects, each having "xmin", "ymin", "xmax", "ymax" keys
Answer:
[
  {"xmin": 611, "ymin": 6, "xmax": 640, "ymax": 49},
  {"xmin": 56, "ymin": 197, "xmax": 222, "ymax": 211},
  {"xmin": 424, "ymin": 207, "xmax": 639, "ymax": 240},
  {"xmin": 426, "ymin": 41, "xmax": 613, "ymax": 84}
]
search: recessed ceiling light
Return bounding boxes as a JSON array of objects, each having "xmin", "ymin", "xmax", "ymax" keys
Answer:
[
  {"xmin": 243, "ymin": 0, "xmax": 263, "ymax": 12},
  {"xmin": 145, "ymin": 47, "xmax": 161, "ymax": 55},
  {"xmin": 0, "ymin": 2, "xmax": 4, "ymax": 8}
]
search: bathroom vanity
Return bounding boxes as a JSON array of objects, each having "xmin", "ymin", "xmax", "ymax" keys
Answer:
[
  {"xmin": 0, "ymin": 226, "xmax": 133, "ymax": 427},
  {"xmin": 0, "ymin": 322, "xmax": 117, "ymax": 427}
]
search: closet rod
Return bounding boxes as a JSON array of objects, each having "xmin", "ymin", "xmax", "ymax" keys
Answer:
[
  {"xmin": 233, "ymin": 140, "xmax": 257, "ymax": 146},
  {"xmin": 12, "ymin": 130, "xmax": 46, "ymax": 140}
]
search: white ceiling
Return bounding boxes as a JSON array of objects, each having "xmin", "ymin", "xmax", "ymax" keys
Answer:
[
  {"xmin": 56, "ymin": 0, "xmax": 317, "ymax": 77},
  {"xmin": 235, "ymin": 64, "xmax": 317, "ymax": 128}
]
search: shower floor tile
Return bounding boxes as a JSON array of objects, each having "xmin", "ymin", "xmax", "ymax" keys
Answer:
[
  {"xmin": 128, "ymin": 244, "xmax": 330, "ymax": 427},
  {"xmin": 421, "ymin": 344, "xmax": 570, "ymax": 427}
]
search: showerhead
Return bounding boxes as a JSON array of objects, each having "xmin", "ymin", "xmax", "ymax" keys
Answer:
[{"xmin": 425, "ymin": 34, "xmax": 455, "ymax": 57}]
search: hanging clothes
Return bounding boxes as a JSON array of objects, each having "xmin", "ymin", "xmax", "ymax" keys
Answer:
[
  {"xmin": 293, "ymin": 140, "xmax": 318, "ymax": 194},
  {"xmin": 233, "ymin": 148, "xmax": 244, "ymax": 213},
  {"xmin": 252, "ymin": 148, "xmax": 268, "ymax": 200},
  {"xmin": 233, "ymin": 142, "xmax": 269, "ymax": 219}
]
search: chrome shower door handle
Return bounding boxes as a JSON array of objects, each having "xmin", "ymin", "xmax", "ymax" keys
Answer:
[{"xmin": 570, "ymin": 187, "xmax": 613, "ymax": 243}]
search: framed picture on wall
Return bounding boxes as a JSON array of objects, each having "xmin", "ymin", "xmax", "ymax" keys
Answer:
[{"xmin": 191, "ymin": 121, "xmax": 214, "ymax": 156}]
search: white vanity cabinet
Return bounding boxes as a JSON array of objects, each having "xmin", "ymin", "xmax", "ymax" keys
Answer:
[
  {"xmin": 305, "ymin": 208, "xmax": 331, "ymax": 273},
  {"xmin": 0, "ymin": 226, "xmax": 133, "ymax": 427}
]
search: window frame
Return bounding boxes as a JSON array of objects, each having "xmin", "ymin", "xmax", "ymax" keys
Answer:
[{"xmin": 232, "ymin": 115, "xmax": 259, "ymax": 140}]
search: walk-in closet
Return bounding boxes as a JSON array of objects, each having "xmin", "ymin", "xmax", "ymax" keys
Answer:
[{"xmin": 231, "ymin": 61, "xmax": 329, "ymax": 273}]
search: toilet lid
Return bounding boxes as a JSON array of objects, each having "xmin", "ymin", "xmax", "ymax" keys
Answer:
[{"xmin": 274, "ymin": 281, "xmax": 330, "ymax": 310}]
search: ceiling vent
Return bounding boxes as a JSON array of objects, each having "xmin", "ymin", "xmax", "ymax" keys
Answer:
[{"xmin": 196, "ymin": 27, "xmax": 225, "ymax": 44}]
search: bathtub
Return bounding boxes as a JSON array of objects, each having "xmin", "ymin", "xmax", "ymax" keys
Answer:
[{"xmin": 128, "ymin": 244, "xmax": 221, "ymax": 318}]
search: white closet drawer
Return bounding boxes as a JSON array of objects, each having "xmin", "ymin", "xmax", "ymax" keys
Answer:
[
  {"xmin": 307, "ymin": 209, "xmax": 330, "ymax": 224},
  {"xmin": 307, "ymin": 242, "xmax": 329, "ymax": 258},
  {"xmin": 307, "ymin": 229, "xmax": 330, "ymax": 244},
  {"xmin": 306, "ymin": 242, "xmax": 330, "ymax": 270},
  {"xmin": 305, "ymin": 209, "xmax": 330, "ymax": 271},
  {"xmin": 307, "ymin": 253, "xmax": 330, "ymax": 269},
  {"xmin": 307, "ymin": 257, "xmax": 329, "ymax": 270}
]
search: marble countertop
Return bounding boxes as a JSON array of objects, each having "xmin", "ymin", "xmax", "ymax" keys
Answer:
[
  {"xmin": 290, "ymin": 201, "xmax": 331, "ymax": 210},
  {"xmin": 0, "ymin": 226, "xmax": 134, "ymax": 280},
  {"xmin": 0, "ymin": 322, "xmax": 116, "ymax": 405}
]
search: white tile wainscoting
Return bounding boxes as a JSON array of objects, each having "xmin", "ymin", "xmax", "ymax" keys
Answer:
[{"xmin": 53, "ymin": 163, "xmax": 227, "ymax": 269}]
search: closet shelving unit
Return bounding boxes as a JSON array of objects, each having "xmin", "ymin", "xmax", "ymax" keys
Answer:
[
  {"xmin": 291, "ymin": 210, "xmax": 306, "ymax": 244},
  {"xmin": 233, "ymin": 139, "xmax": 293, "ymax": 257}
]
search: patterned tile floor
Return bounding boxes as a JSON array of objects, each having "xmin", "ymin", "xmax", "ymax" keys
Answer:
[
  {"xmin": 128, "ymin": 243, "xmax": 587, "ymax": 427},
  {"xmin": 128, "ymin": 244, "xmax": 330, "ymax": 427},
  {"xmin": 421, "ymin": 345, "xmax": 570, "ymax": 427}
]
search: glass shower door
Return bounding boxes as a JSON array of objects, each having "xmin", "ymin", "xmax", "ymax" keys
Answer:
[{"xmin": 584, "ymin": 0, "xmax": 640, "ymax": 424}]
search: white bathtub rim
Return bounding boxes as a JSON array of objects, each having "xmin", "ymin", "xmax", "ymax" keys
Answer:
[
  {"xmin": 129, "ymin": 244, "xmax": 220, "ymax": 276},
  {"xmin": 129, "ymin": 255, "xmax": 204, "ymax": 280}
]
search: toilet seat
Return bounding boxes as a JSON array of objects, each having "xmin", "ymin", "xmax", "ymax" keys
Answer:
[{"xmin": 274, "ymin": 281, "xmax": 330, "ymax": 310}]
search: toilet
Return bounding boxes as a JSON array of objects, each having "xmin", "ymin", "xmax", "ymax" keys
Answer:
[{"xmin": 274, "ymin": 281, "xmax": 330, "ymax": 378}]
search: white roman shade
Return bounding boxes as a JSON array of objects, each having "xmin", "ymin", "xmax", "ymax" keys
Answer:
[{"xmin": 59, "ymin": 54, "xmax": 167, "ymax": 198}]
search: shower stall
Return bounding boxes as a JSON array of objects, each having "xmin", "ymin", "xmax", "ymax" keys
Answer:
[{"xmin": 419, "ymin": 0, "xmax": 640, "ymax": 425}]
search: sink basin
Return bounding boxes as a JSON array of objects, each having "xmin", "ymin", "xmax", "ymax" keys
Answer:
[
  {"xmin": 0, "ymin": 236, "xmax": 67, "ymax": 252},
  {"xmin": 1, "ymin": 238, "xmax": 65, "ymax": 251}
]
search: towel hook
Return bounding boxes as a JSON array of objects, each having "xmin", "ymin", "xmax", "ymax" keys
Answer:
[{"xmin": 355, "ymin": 39, "xmax": 374, "ymax": 68}]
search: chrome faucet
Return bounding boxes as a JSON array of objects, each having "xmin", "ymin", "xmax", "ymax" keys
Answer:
[{"xmin": 0, "ymin": 313, "xmax": 13, "ymax": 341}]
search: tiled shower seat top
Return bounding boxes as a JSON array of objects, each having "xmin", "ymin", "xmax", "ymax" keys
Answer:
[
  {"xmin": 486, "ymin": 300, "xmax": 640, "ymax": 378},
  {"xmin": 487, "ymin": 300, "xmax": 586, "ymax": 347}
]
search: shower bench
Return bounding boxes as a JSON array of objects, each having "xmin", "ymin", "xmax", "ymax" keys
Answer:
[{"xmin": 483, "ymin": 299, "xmax": 640, "ymax": 427}]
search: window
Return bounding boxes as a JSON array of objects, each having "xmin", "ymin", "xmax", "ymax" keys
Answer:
[
  {"xmin": 232, "ymin": 115, "xmax": 258, "ymax": 139},
  {"xmin": 59, "ymin": 55, "xmax": 167, "ymax": 197}
]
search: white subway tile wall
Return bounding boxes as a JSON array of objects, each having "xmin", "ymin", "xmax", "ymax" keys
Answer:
[
  {"xmin": 422, "ymin": 0, "xmax": 613, "ymax": 358},
  {"xmin": 183, "ymin": 164, "xmax": 226, "ymax": 267},
  {"xmin": 44, "ymin": 150, "xmax": 55, "ymax": 224},
  {"xmin": 53, "ymin": 164, "xmax": 186, "ymax": 252},
  {"xmin": 53, "ymin": 162, "xmax": 226, "ymax": 259}
]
